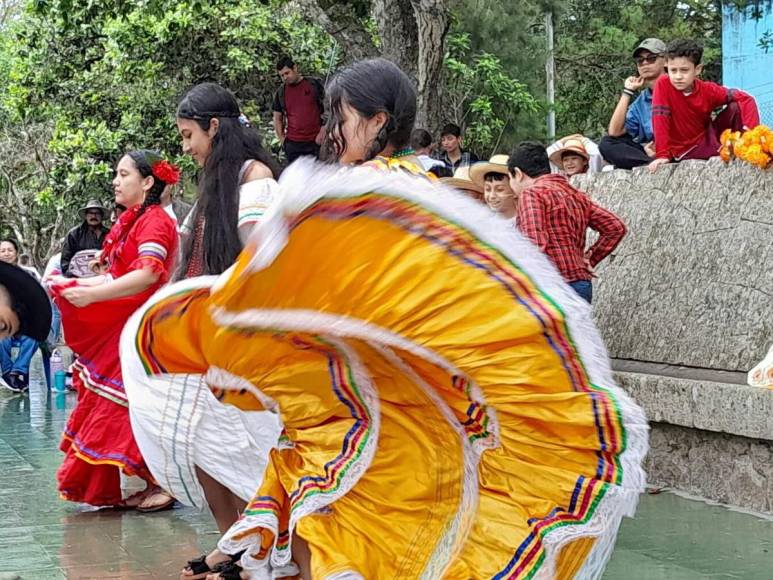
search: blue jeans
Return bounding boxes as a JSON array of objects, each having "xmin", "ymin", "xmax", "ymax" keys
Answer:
[
  {"xmin": 47, "ymin": 302, "xmax": 61, "ymax": 347},
  {"xmin": 569, "ymin": 280, "xmax": 593, "ymax": 304},
  {"xmin": 0, "ymin": 335, "xmax": 38, "ymax": 376}
]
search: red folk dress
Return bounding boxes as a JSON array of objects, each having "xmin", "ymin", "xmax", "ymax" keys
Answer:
[{"xmin": 53, "ymin": 204, "xmax": 178, "ymax": 506}]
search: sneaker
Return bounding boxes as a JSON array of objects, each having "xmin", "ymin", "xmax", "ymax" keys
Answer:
[
  {"xmin": 11, "ymin": 373, "xmax": 29, "ymax": 393},
  {"xmin": 1, "ymin": 373, "xmax": 24, "ymax": 393},
  {"xmin": 0, "ymin": 373, "xmax": 14, "ymax": 391}
]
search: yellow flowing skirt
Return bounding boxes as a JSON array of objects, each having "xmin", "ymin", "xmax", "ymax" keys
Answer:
[{"xmin": 126, "ymin": 161, "xmax": 648, "ymax": 579}]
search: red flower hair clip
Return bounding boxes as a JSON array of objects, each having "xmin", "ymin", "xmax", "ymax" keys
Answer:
[{"xmin": 151, "ymin": 160, "xmax": 181, "ymax": 185}]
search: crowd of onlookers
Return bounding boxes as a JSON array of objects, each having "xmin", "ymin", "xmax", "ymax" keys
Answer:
[
  {"xmin": 1, "ymin": 36, "xmax": 762, "ymax": 393},
  {"xmin": 415, "ymin": 37, "xmax": 759, "ymax": 178}
]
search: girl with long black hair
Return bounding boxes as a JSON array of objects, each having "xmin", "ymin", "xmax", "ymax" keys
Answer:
[
  {"xmin": 121, "ymin": 84, "xmax": 284, "ymax": 580},
  {"xmin": 176, "ymin": 82, "xmax": 281, "ymax": 278},
  {"xmin": 123, "ymin": 59, "xmax": 645, "ymax": 580},
  {"xmin": 50, "ymin": 150, "xmax": 180, "ymax": 511}
]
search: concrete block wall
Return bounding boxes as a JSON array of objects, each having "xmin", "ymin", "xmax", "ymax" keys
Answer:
[{"xmin": 573, "ymin": 159, "xmax": 773, "ymax": 512}]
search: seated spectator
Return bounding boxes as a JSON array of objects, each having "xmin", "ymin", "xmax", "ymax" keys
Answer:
[
  {"xmin": 599, "ymin": 38, "xmax": 667, "ymax": 170},
  {"xmin": 548, "ymin": 135, "xmax": 604, "ymax": 175},
  {"xmin": 440, "ymin": 164, "xmax": 484, "ymax": 202},
  {"xmin": 61, "ymin": 199, "xmax": 108, "ymax": 278},
  {"xmin": 649, "ymin": 39, "xmax": 760, "ymax": 172},
  {"xmin": 437, "ymin": 123, "xmax": 479, "ymax": 170},
  {"xmin": 411, "ymin": 129, "xmax": 446, "ymax": 173},
  {"xmin": 470, "ymin": 155, "xmax": 516, "ymax": 218},
  {"xmin": 507, "ymin": 142, "xmax": 627, "ymax": 304},
  {"xmin": 548, "ymin": 136, "xmax": 595, "ymax": 177}
]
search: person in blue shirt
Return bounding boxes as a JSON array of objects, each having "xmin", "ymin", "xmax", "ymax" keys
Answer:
[{"xmin": 599, "ymin": 38, "xmax": 667, "ymax": 169}]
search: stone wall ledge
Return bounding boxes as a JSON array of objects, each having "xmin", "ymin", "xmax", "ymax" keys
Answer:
[{"xmin": 613, "ymin": 368, "xmax": 773, "ymax": 441}]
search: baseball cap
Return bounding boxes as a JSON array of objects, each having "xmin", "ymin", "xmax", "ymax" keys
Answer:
[{"xmin": 633, "ymin": 38, "xmax": 666, "ymax": 57}]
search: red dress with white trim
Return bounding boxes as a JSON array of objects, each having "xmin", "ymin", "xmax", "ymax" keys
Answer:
[{"xmin": 53, "ymin": 204, "xmax": 177, "ymax": 506}]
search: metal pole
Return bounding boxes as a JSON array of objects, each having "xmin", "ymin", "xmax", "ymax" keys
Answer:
[{"xmin": 545, "ymin": 11, "xmax": 556, "ymax": 140}]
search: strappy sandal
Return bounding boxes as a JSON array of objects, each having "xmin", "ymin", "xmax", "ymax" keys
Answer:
[
  {"xmin": 180, "ymin": 554, "xmax": 216, "ymax": 580},
  {"xmin": 181, "ymin": 551, "xmax": 243, "ymax": 580},
  {"xmin": 112, "ymin": 490, "xmax": 145, "ymax": 510},
  {"xmin": 136, "ymin": 488, "xmax": 176, "ymax": 513},
  {"xmin": 208, "ymin": 560, "xmax": 245, "ymax": 580}
]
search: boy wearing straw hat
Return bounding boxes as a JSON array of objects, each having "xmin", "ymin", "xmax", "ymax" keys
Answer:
[
  {"xmin": 469, "ymin": 155, "xmax": 517, "ymax": 218},
  {"xmin": 440, "ymin": 165, "xmax": 485, "ymax": 202},
  {"xmin": 549, "ymin": 137, "xmax": 591, "ymax": 177}
]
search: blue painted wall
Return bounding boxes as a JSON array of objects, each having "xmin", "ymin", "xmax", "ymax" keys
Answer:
[{"xmin": 723, "ymin": 3, "xmax": 773, "ymax": 126}]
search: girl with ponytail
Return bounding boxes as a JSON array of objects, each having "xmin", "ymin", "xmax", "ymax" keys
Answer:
[
  {"xmin": 50, "ymin": 150, "xmax": 179, "ymax": 511},
  {"xmin": 323, "ymin": 58, "xmax": 423, "ymax": 175}
]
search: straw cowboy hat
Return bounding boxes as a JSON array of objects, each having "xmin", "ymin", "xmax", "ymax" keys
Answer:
[
  {"xmin": 0, "ymin": 261, "xmax": 52, "ymax": 341},
  {"xmin": 549, "ymin": 137, "xmax": 590, "ymax": 169},
  {"xmin": 78, "ymin": 199, "xmax": 107, "ymax": 220},
  {"xmin": 440, "ymin": 165, "xmax": 484, "ymax": 195},
  {"xmin": 469, "ymin": 154, "xmax": 510, "ymax": 188}
]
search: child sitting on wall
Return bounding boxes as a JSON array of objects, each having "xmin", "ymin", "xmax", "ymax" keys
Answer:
[{"xmin": 649, "ymin": 39, "xmax": 760, "ymax": 172}]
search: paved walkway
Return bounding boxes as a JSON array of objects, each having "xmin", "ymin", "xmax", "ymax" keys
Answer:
[{"xmin": 0, "ymin": 357, "xmax": 771, "ymax": 579}]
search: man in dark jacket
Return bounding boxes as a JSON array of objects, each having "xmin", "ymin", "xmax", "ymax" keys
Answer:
[{"xmin": 61, "ymin": 199, "xmax": 108, "ymax": 277}]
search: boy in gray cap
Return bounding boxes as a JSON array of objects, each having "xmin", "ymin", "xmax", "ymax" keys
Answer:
[{"xmin": 599, "ymin": 38, "xmax": 667, "ymax": 169}]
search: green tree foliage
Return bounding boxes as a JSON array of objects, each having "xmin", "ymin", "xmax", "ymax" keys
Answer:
[
  {"xmin": 0, "ymin": 0, "xmax": 332, "ymax": 264},
  {"xmin": 451, "ymin": 0, "xmax": 725, "ymax": 141},
  {"xmin": 554, "ymin": 0, "xmax": 723, "ymax": 138},
  {"xmin": 444, "ymin": 32, "xmax": 540, "ymax": 156},
  {"xmin": 449, "ymin": 0, "xmax": 558, "ymax": 144}
]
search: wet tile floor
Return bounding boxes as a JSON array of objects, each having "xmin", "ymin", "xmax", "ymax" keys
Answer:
[{"xmin": 0, "ymin": 358, "xmax": 771, "ymax": 579}]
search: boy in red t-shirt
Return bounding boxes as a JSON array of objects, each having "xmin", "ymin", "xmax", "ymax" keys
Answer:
[{"xmin": 649, "ymin": 39, "xmax": 760, "ymax": 172}]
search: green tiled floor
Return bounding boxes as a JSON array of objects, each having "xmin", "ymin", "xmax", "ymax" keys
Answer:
[{"xmin": 0, "ymin": 357, "xmax": 771, "ymax": 579}]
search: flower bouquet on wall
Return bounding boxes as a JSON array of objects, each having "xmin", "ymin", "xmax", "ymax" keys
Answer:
[{"xmin": 719, "ymin": 125, "xmax": 773, "ymax": 169}]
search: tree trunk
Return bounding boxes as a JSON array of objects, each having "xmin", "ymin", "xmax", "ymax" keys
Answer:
[
  {"xmin": 298, "ymin": 0, "xmax": 450, "ymax": 134},
  {"xmin": 372, "ymin": 0, "xmax": 419, "ymax": 78},
  {"xmin": 293, "ymin": 0, "xmax": 378, "ymax": 62},
  {"xmin": 372, "ymin": 0, "xmax": 449, "ymax": 133},
  {"xmin": 411, "ymin": 0, "xmax": 449, "ymax": 131}
]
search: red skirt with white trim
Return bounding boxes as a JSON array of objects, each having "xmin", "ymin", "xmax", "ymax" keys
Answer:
[{"xmin": 53, "ymin": 285, "xmax": 155, "ymax": 506}]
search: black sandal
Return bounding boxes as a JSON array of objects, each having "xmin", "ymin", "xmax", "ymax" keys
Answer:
[
  {"xmin": 210, "ymin": 559, "xmax": 244, "ymax": 580},
  {"xmin": 181, "ymin": 554, "xmax": 215, "ymax": 580},
  {"xmin": 180, "ymin": 551, "xmax": 244, "ymax": 580}
]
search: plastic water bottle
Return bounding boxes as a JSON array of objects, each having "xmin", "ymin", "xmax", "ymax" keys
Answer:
[{"xmin": 51, "ymin": 349, "xmax": 66, "ymax": 392}]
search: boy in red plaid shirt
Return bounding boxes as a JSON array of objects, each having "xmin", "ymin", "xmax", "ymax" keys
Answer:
[{"xmin": 507, "ymin": 142, "xmax": 627, "ymax": 304}]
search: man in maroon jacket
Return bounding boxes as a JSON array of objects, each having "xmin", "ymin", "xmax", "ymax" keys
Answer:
[
  {"xmin": 508, "ymin": 142, "xmax": 627, "ymax": 304},
  {"xmin": 273, "ymin": 56, "xmax": 326, "ymax": 164}
]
